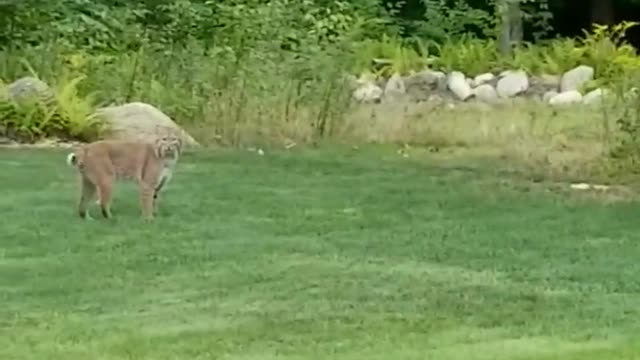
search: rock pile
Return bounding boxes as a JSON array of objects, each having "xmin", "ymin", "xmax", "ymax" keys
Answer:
[{"xmin": 351, "ymin": 64, "xmax": 607, "ymax": 107}]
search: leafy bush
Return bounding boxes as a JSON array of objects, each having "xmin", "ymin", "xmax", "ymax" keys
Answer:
[
  {"xmin": 429, "ymin": 36, "xmax": 500, "ymax": 76},
  {"xmin": 352, "ymin": 35, "xmax": 427, "ymax": 77},
  {"xmin": 0, "ymin": 74, "xmax": 103, "ymax": 142}
]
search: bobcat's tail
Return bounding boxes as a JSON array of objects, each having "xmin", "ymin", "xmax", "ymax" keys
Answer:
[
  {"xmin": 66, "ymin": 152, "xmax": 78, "ymax": 167},
  {"xmin": 66, "ymin": 146, "xmax": 88, "ymax": 170}
]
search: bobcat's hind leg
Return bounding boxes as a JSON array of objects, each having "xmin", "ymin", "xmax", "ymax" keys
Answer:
[
  {"xmin": 96, "ymin": 177, "xmax": 114, "ymax": 219},
  {"xmin": 78, "ymin": 176, "xmax": 97, "ymax": 219}
]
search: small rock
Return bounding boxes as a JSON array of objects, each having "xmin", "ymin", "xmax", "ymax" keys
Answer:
[
  {"xmin": 404, "ymin": 69, "xmax": 446, "ymax": 88},
  {"xmin": 427, "ymin": 94, "xmax": 444, "ymax": 104},
  {"xmin": 473, "ymin": 84, "xmax": 499, "ymax": 103},
  {"xmin": 473, "ymin": 73, "xmax": 495, "ymax": 87},
  {"xmin": 0, "ymin": 136, "xmax": 14, "ymax": 145},
  {"xmin": 344, "ymin": 74, "xmax": 360, "ymax": 90},
  {"xmin": 403, "ymin": 70, "xmax": 446, "ymax": 102},
  {"xmin": 384, "ymin": 73, "xmax": 406, "ymax": 100},
  {"xmin": 549, "ymin": 90, "xmax": 583, "ymax": 106},
  {"xmin": 560, "ymin": 65, "xmax": 594, "ymax": 92},
  {"xmin": 353, "ymin": 82, "xmax": 383, "ymax": 103},
  {"xmin": 570, "ymin": 183, "xmax": 610, "ymax": 191},
  {"xmin": 6, "ymin": 76, "xmax": 56, "ymax": 107},
  {"xmin": 447, "ymin": 71, "xmax": 473, "ymax": 101},
  {"xmin": 583, "ymin": 88, "xmax": 607, "ymax": 105},
  {"xmin": 570, "ymin": 183, "xmax": 591, "ymax": 190},
  {"xmin": 356, "ymin": 73, "xmax": 377, "ymax": 85},
  {"xmin": 528, "ymin": 74, "xmax": 561, "ymax": 99},
  {"xmin": 539, "ymin": 74, "xmax": 561, "ymax": 89},
  {"xmin": 496, "ymin": 70, "xmax": 529, "ymax": 98},
  {"xmin": 543, "ymin": 90, "xmax": 558, "ymax": 103}
]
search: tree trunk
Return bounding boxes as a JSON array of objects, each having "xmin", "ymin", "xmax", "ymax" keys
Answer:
[
  {"xmin": 497, "ymin": 0, "xmax": 522, "ymax": 55},
  {"xmin": 508, "ymin": 0, "xmax": 523, "ymax": 45},
  {"xmin": 497, "ymin": 0, "xmax": 511, "ymax": 54},
  {"xmin": 590, "ymin": 0, "xmax": 615, "ymax": 25}
]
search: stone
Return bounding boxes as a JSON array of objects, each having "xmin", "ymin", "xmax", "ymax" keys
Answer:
[
  {"xmin": 560, "ymin": 65, "xmax": 594, "ymax": 92},
  {"xmin": 6, "ymin": 77, "xmax": 56, "ymax": 107},
  {"xmin": 473, "ymin": 84, "xmax": 499, "ymax": 103},
  {"xmin": 496, "ymin": 70, "xmax": 529, "ymax": 98},
  {"xmin": 472, "ymin": 73, "xmax": 495, "ymax": 87},
  {"xmin": 355, "ymin": 73, "xmax": 377, "ymax": 85},
  {"xmin": 527, "ymin": 74, "xmax": 560, "ymax": 99},
  {"xmin": 403, "ymin": 69, "xmax": 447, "ymax": 101},
  {"xmin": 384, "ymin": 73, "xmax": 406, "ymax": 100},
  {"xmin": 447, "ymin": 71, "xmax": 473, "ymax": 101},
  {"xmin": 344, "ymin": 74, "xmax": 360, "ymax": 90},
  {"xmin": 427, "ymin": 94, "xmax": 444, "ymax": 104},
  {"xmin": 543, "ymin": 90, "xmax": 558, "ymax": 103},
  {"xmin": 353, "ymin": 82, "xmax": 383, "ymax": 103},
  {"xmin": 549, "ymin": 90, "xmax": 583, "ymax": 106},
  {"xmin": 94, "ymin": 102, "xmax": 200, "ymax": 148},
  {"xmin": 583, "ymin": 88, "xmax": 607, "ymax": 105},
  {"xmin": 539, "ymin": 74, "xmax": 561, "ymax": 89}
]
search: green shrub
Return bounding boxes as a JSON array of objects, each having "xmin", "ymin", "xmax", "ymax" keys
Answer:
[
  {"xmin": 0, "ymin": 73, "xmax": 103, "ymax": 142},
  {"xmin": 350, "ymin": 21, "xmax": 640, "ymax": 88},
  {"xmin": 352, "ymin": 35, "xmax": 428, "ymax": 77},
  {"xmin": 429, "ymin": 36, "xmax": 500, "ymax": 75}
]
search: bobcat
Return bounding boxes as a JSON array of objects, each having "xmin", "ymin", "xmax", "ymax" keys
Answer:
[{"xmin": 65, "ymin": 136, "xmax": 182, "ymax": 220}]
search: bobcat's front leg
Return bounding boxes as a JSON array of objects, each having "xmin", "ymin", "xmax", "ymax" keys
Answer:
[
  {"xmin": 153, "ymin": 173, "xmax": 169, "ymax": 213},
  {"xmin": 139, "ymin": 183, "xmax": 156, "ymax": 220}
]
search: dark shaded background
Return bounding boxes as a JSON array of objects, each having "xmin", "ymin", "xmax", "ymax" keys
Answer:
[{"xmin": 389, "ymin": 0, "xmax": 640, "ymax": 47}]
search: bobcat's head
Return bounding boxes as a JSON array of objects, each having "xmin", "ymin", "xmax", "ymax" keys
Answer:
[{"xmin": 154, "ymin": 135, "xmax": 183, "ymax": 160}]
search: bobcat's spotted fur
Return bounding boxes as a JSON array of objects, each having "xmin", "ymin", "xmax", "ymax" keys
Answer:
[{"xmin": 66, "ymin": 136, "xmax": 182, "ymax": 220}]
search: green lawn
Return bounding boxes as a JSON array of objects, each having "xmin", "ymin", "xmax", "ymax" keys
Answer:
[{"xmin": 2, "ymin": 147, "xmax": 640, "ymax": 360}]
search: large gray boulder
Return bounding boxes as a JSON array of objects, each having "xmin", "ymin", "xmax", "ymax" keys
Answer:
[
  {"xmin": 473, "ymin": 84, "xmax": 499, "ymax": 103},
  {"xmin": 6, "ymin": 77, "xmax": 56, "ymax": 107},
  {"xmin": 94, "ymin": 102, "xmax": 200, "ymax": 148},
  {"xmin": 403, "ymin": 69, "xmax": 446, "ymax": 102},
  {"xmin": 472, "ymin": 73, "xmax": 495, "ymax": 87},
  {"xmin": 496, "ymin": 70, "xmax": 529, "ymax": 98},
  {"xmin": 549, "ymin": 90, "xmax": 583, "ymax": 106},
  {"xmin": 383, "ymin": 73, "xmax": 406, "ymax": 101},
  {"xmin": 560, "ymin": 65, "xmax": 594, "ymax": 92},
  {"xmin": 447, "ymin": 71, "xmax": 473, "ymax": 101},
  {"xmin": 353, "ymin": 82, "xmax": 383, "ymax": 103}
]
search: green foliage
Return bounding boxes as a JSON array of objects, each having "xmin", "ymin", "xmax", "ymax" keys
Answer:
[
  {"xmin": 511, "ymin": 21, "xmax": 640, "ymax": 80},
  {"xmin": 506, "ymin": 38, "xmax": 583, "ymax": 75},
  {"xmin": 0, "ymin": 74, "xmax": 103, "ymax": 142},
  {"xmin": 429, "ymin": 36, "xmax": 500, "ymax": 75},
  {"xmin": 580, "ymin": 21, "xmax": 640, "ymax": 82},
  {"xmin": 417, "ymin": 0, "xmax": 496, "ymax": 41},
  {"xmin": 352, "ymin": 35, "xmax": 428, "ymax": 77},
  {"xmin": 349, "ymin": 18, "xmax": 640, "ymax": 82}
]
